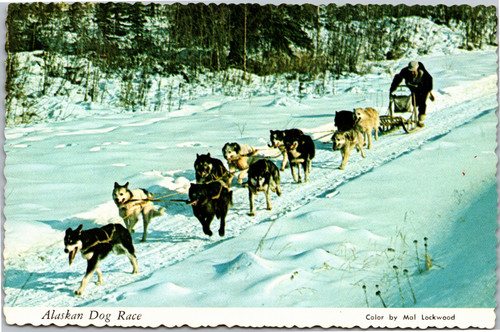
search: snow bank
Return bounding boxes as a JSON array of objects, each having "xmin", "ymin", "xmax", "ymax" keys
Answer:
[{"xmin": 88, "ymin": 109, "xmax": 496, "ymax": 308}]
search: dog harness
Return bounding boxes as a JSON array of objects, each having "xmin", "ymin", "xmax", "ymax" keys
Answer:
[{"xmin": 82, "ymin": 226, "xmax": 116, "ymax": 253}]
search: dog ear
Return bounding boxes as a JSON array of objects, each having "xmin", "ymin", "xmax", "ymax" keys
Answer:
[
  {"xmin": 124, "ymin": 182, "xmax": 129, "ymax": 188},
  {"xmin": 65, "ymin": 228, "xmax": 72, "ymax": 234},
  {"xmin": 76, "ymin": 224, "xmax": 83, "ymax": 233},
  {"xmin": 207, "ymin": 153, "xmax": 211, "ymax": 157},
  {"xmin": 114, "ymin": 182, "xmax": 120, "ymax": 188}
]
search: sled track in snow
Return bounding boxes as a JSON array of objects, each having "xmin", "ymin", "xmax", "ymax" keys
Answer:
[{"xmin": 4, "ymin": 91, "xmax": 497, "ymax": 308}]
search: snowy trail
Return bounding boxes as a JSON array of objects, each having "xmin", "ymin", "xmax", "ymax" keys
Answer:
[{"xmin": 4, "ymin": 73, "xmax": 497, "ymax": 307}]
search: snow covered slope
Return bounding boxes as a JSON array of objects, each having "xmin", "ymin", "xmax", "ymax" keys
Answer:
[{"xmin": 3, "ymin": 49, "xmax": 497, "ymax": 309}]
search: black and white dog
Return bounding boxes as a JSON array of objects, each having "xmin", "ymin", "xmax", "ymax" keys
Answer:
[
  {"xmin": 283, "ymin": 132, "xmax": 315, "ymax": 183},
  {"xmin": 64, "ymin": 223, "xmax": 138, "ymax": 295},
  {"xmin": 247, "ymin": 159, "xmax": 282, "ymax": 216},
  {"xmin": 269, "ymin": 129, "xmax": 304, "ymax": 171},
  {"xmin": 222, "ymin": 142, "xmax": 260, "ymax": 185},
  {"xmin": 334, "ymin": 110, "xmax": 356, "ymax": 132},
  {"xmin": 188, "ymin": 182, "xmax": 233, "ymax": 237},
  {"xmin": 194, "ymin": 153, "xmax": 232, "ymax": 189}
]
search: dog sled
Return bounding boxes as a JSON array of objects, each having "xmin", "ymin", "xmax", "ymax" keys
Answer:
[{"xmin": 379, "ymin": 85, "xmax": 419, "ymax": 133}]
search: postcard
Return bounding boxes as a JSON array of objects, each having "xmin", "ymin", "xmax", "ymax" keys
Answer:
[{"xmin": 3, "ymin": 0, "xmax": 498, "ymax": 329}]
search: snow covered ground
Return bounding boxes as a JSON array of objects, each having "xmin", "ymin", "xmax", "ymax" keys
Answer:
[{"xmin": 3, "ymin": 46, "xmax": 497, "ymax": 314}]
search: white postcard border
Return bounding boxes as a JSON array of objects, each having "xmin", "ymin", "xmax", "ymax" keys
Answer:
[{"xmin": 3, "ymin": 307, "xmax": 496, "ymax": 328}]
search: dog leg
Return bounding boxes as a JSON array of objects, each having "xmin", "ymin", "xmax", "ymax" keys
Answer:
[
  {"xmin": 129, "ymin": 214, "xmax": 139, "ymax": 233},
  {"xmin": 121, "ymin": 239, "xmax": 139, "ymax": 274},
  {"xmin": 219, "ymin": 214, "xmax": 226, "ymax": 237},
  {"xmin": 126, "ymin": 254, "xmax": 139, "ymax": 274},
  {"xmin": 367, "ymin": 130, "xmax": 372, "ymax": 150},
  {"xmin": 359, "ymin": 144, "xmax": 366, "ymax": 158},
  {"xmin": 281, "ymin": 151, "xmax": 289, "ymax": 171},
  {"xmin": 131, "ymin": 257, "xmax": 139, "ymax": 274},
  {"xmin": 270, "ymin": 178, "xmax": 282, "ymax": 197},
  {"xmin": 238, "ymin": 169, "xmax": 248, "ymax": 185},
  {"xmin": 358, "ymin": 134, "xmax": 366, "ymax": 158},
  {"xmin": 228, "ymin": 173, "xmax": 235, "ymax": 187},
  {"xmin": 227, "ymin": 164, "xmax": 236, "ymax": 185},
  {"xmin": 153, "ymin": 207, "xmax": 165, "ymax": 218},
  {"xmin": 265, "ymin": 186, "xmax": 272, "ymax": 211},
  {"xmin": 202, "ymin": 216, "xmax": 214, "ymax": 237},
  {"xmin": 303, "ymin": 162, "xmax": 310, "ymax": 183},
  {"xmin": 141, "ymin": 213, "xmax": 151, "ymax": 242},
  {"xmin": 95, "ymin": 265, "xmax": 103, "ymax": 286},
  {"xmin": 340, "ymin": 148, "xmax": 350, "ymax": 170},
  {"xmin": 122, "ymin": 218, "xmax": 131, "ymax": 233},
  {"xmin": 75, "ymin": 258, "xmax": 99, "ymax": 295},
  {"xmin": 75, "ymin": 273, "xmax": 93, "ymax": 295},
  {"xmin": 120, "ymin": 243, "xmax": 139, "ymax": 274},
  {"xmin": 248, "ymin": 190, "xmax": 256, "ymax": 216},
  {"xmin": 290, "ymin": 164, "xmax": 299, "ymax": 183}
]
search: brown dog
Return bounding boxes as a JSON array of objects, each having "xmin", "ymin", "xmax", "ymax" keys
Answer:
[
  {"xmin": 354, "ymin": 107, "xmax": 380, "ymax": 150},
  {"xmin": 332, "ymin": 130, "xmax": 366, "ymax": 170}
]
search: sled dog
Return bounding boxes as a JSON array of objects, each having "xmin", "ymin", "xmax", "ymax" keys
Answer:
[
  {"xmin": 332, "ymin": 129, "xmax": 366, "ymax": 170},
  {"xmin": 222, "ymin": 142, "xmax": 261, "ymax": 185},
  {"xmin": 283, "ymin": 132, "xmax": 315, "ymax": 183},
  {"xmin": 354, "ymin": 107, "xmax": 380, "ymax": 149},
  {"xmin": 187, "ymin": 182, "xmax": 233, "ymax": 237},
  {"xmin": 247, "ymin": 159, "xmax": 282, "ymax": 216},
  {"xmin": 112, "ymin": 182, "xmax": 165, "ymax": 242},
  {"xmin": 269, "ymin": 129, "xmax": 304, "ymax": 171},
  {"xmin": 194, "ymin": 153, "xmax": 232, "ymax": 189},
  {"xmin": 64, "ymin": 223, "xmax": 138, "ymax": 295}
]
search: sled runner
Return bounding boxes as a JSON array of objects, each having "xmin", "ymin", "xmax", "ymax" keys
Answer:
[{"xmin": 379, "ymin": 85, "xmax": 419, "ymax": 133}]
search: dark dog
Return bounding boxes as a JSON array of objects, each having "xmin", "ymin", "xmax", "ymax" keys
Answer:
[
  {"xmin": 64, "ymin": 223, "xmax": 138, "ymax": 295},
  {"xmin": 187, "ymin": 182, "xmax": 232, "ymax": 237},
  {"xmin": 334, "ymin": 110, "xmax": 356, "ymax": 132},
  {"xmin": 112, "ymin": 182, "xmax": 165, "ymax": 242},
  {"xmin": 284, "ymin": 132, "xmax": 315, "ymax": 183},
  {"xmin": 222, "ymin": 142, "xmax": 260, "ymax": 185},
  {"xmin": 332, "ymin": 129, "xmax": 366, "ymax": 170},
  {"xmin": 247, "ymin": 159, "xmax": 282, "ymax": 216},
  {"xmin": 269, "ymin": 129, "xmax": 304, "ymax": 170},
  {"xmin": 194, "ymin": 153, "xmax": 232, "ymax": 189}
]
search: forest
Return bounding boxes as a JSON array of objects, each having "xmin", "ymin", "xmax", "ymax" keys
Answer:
[{"xmin": 5, "ymin": 2, "xmax": 497, "ymax": 123}]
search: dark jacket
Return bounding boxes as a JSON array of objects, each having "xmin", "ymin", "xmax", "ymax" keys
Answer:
[{"xmin": 390, "ymin": 62, "xmax": 433, "ymax": 95}]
